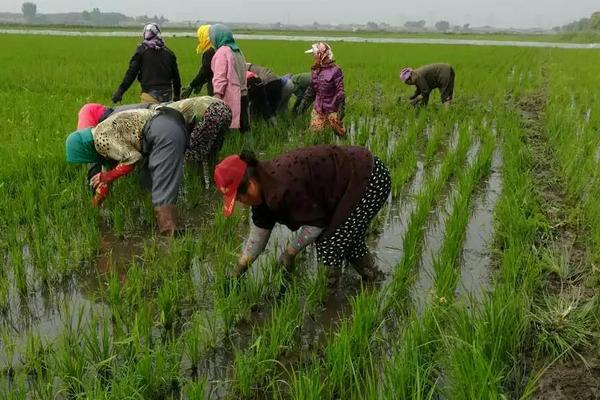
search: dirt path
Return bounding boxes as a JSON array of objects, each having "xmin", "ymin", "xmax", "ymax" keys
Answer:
[{"xmin": 518, "ymin": 85, "xmax": 600, "ymax": 400}]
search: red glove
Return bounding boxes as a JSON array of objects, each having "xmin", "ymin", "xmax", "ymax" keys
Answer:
[
  {"xmin": 92, "ymin": 183, "xmax": 110, "ymax": 207},
  {"xmin": 99, "ymin": 163, "xmax": 135, "ymax": 184}
]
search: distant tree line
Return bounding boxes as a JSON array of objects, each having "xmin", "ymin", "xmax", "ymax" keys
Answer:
[
  {"xmin": 554, "ymin": 11, "xmax": 600, "ymax": 32},
  {"xmin": 20, "ymin": 2, "xmax": 168, "ymax": 26}
]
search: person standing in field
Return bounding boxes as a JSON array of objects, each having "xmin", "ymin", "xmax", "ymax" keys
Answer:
[
  {"xmin": 306, "ymin": 42, "xmax": 346, "ymax": 137},
  {"xmin": 181, "ymin": 25, "xmax": 215, "ymax": 98},
  {"xmin": 209, "ymin": 24, "xmax": 250, "ymax": 132},
  {"xmin": 399, "ymin": 63, "xmax": 455, "ymax": 107},
  {"xmin": 112, "ymin": 23, "xmax": 182, "ymax": 104},
  {"xmin": 66, "ymin": 107, "xmax": 188, "ymax": 235},
  {"xmin": 214, "ymin": 145, "xmax": 390, "ymax": 288}
]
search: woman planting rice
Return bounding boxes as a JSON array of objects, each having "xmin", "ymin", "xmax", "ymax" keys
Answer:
[
  {"xmin": 214, "ymin": 145, "xmax": 391, "ymax": 286},
  {"xmin": 66, "ymin": 99, "xmax": 231, "ymax": 235},
  {"xmin": 399, "ymin": 63, "xmax": 456, "ymax": 107}
]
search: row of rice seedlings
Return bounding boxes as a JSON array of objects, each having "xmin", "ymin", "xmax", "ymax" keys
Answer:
[
  {"xmin": 369, "ymin": 124, "xmax": 495, "ymax": 399},
  {"xmin": 439, "ymin": 111, "xmax": 547, "ymax": 398},
  {"xmin": 545, "ymin": 61, "xmax": 600, "ymax": 260},
  {"xmin": 284, "ymin": 121, "xmax": 473, "ymax": 399},
  {"xmin": 231, "ymin": 266, "xmax": 327, "ymax": 396}
]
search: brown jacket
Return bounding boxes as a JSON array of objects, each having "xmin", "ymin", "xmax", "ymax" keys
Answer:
[
  {"xmin": 251, "ymin": 145, "xmax": 374, "ymax": 237},
  {"xmin": 412, "ymin": 63, "xmax": 454, "ymax": 104}
]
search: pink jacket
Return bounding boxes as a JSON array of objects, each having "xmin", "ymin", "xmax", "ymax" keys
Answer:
[
  {"xmin": 77, "ymin": 103, "xmax": 108, "ymax": 129},
  {"xmin": 212, "ymin": 47, "xmax": 241, "ymax": 128}
]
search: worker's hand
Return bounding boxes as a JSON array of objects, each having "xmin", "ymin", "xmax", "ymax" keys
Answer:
[
  {"xmin": 90, "ymin": 173, "xmax": 102, "ymax": 190},
  {"xmin": 181, "ymin": 86, "xmax": 193, "ymax": 99},
  {"xmin": 278, "ymin": 248, "xmax": 296, "ymax": 270},
  {"xmin": 92, "ymin": 183, "xmax": 110, "ymax": 207},
  {"xmin": 233, "ymin": 255, "xmax": 251, "ymax": 278},
  {"xmin": 337, "ymin": 101, "xmax": 345, "ymax": 121},
  {"xmin": 111, "ymin": 90, "xmax": 123, "ymax": 104}
]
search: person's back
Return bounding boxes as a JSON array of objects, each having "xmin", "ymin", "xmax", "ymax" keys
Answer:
[
  {"xmin": 137, "ymin": 45, "xmax": 179, "ymax": 92},
  {"xmin": 112, "ymin": 23, "xmax": 181, "ymax": 104},
  {"xmin": 416, "ymin": 63, "xmax": 453, "ymax": 89}
]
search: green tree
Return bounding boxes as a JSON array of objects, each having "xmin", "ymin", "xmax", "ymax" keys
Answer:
[
  {"xmin": 21, "ymin": 2, "xmax": 37, "ymax": 20},
  {"xmin": 589, "ymin": 11, "xmax": 600, "ymax": 30},
  {"xmin": 435, "ymin": 20, "xmax": 450, "ymax": 32}
]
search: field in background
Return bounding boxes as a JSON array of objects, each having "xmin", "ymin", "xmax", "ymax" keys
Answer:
[
  {"xmin": 0, "ymin": 34, "xmax": 598, "ymax": 399},
  {"xmin": 3, "ymin": 24, "xmax": 600, "ymax": 43}
]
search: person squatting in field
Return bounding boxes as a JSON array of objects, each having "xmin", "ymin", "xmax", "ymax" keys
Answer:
[
  {"xmin": 181, "ymin": 25, "xmax": 215, "ymax": 98},
  {"xmin": 245, "ymin": 63, "xmax": 284, "ymax": 123},
  {"xmin": 214, "ymin": 145, "xmax": 391, "ymax": 291},
  {"xmin": 66, "ymin": 98, "xmax": 231, "ymax": 235},
  {"xmin": 112, "ymin": 23, "xmax": 182, "ymax": 104},
  {"xmin": 306, "ymin": 42, "xmax": 346, "ymax": 137},
  {"xmin": 399, "ymin": 63, "xmax": 455, "ymax": 107},
  {"xmin": 76, "ymin": 97, "xmax": 231, "ymax": 188},
  {"xmin": 209, "ymin": 24, "xmax": 250, "ymax": 132},
  {"xmin": 281, "ymin": 72, "xmax": 315, "ymax": 116}
]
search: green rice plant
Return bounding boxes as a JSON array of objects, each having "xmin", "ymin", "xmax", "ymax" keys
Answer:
[
  {"xmin": 157, "ymin": 278, "xmax": 181, "ymax": 332},
  {"xmin": 53, "ymin": 312, "xmax": 88, "ymax": 397},
  {"xmin": 380, "ymin": 312, "xmax": 441, "ymax": 400},
  {"xmin": 22, "ymin": 331, "xmax": 52, "ymax": 380},
  {"xmin": 530, "ymin": 290, "xmax": 596, "ymax": 360},
  {"xmin": 181, "ymin": 312, "xmax": 215, "ymax": 377},
  {"xmin": 286, "ymin": 360, "xmax": 324, "ymax": 400},
  {"xmin": 1, "ymin": 328, "xmax": 17, "ymax": 379},
  {"xmin": 233, "ymin": 284, "xmax": 303, "ymax": 396},
  {"xmin": 82, "ymin": 315, "xmax": 115, "ymax": 385},
  {"xmin": 183, "ymin": 377, "xmax": 208, "ymax": 400}
]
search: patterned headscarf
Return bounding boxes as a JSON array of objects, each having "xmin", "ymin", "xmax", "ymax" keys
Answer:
[
  {"xmin": 196, "ymin": 24, "xmax": 212, "ymax": 54},
  {"xmin": 209, "ymin": 24, "xmax": 240, "ymax": 52},
  {"xmin": 305, "ymin": 42, "xmax": 335, "ymax": 67},
  {"xmin": 142, "ymin": 23, "xmax": 165, "ymax": 50},
  {"xmin": 400, "ymin": 67, "xmax": 414, "ymax": 82}
]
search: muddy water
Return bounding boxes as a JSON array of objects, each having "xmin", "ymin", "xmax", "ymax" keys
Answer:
[
  {"xmin": 0, "ymin": 248, "xmax": 108, "ymax": 369},
  {"xmin": 375, "ymin": 160, "xmax": 425, "ymax": 275},
  {"xmin": 456, "ymin": 149, "xmax": 503, "ymax": 302},
  {"xmin": 410, "ymin": 191, "xmax": 455, "ymax": 313}
]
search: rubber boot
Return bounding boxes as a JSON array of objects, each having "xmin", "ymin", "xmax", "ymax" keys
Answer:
[
  {"xmin": 351, "ymin": 253, "xmax": 382, "ymax": 282},
  {"xmin": 154, "ymin": 205, "xmax": 178, "ymax": 236}
]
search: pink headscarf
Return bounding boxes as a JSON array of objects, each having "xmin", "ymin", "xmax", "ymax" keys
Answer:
[{"xmin": 77, "ymin": 103, "xmax": 108, "ymax": 129}]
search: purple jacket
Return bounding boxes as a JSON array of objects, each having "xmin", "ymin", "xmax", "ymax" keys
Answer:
[{"xmin": 311, "ymin": 64, "xmax": 345, "ymax": 114}]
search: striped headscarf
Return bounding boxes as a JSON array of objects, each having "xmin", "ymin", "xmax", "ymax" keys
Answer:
[{"xmin": 142, "ymin": 23, "xmax": 165, "ymax": 50}]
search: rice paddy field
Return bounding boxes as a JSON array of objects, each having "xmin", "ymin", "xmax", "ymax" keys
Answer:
[{"xmin": 0, "ymin": 34, "xmax": 599, "ymax": 399}]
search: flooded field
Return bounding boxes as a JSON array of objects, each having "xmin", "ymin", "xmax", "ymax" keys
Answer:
[{"xmin": 1, "ymin": 34, "xmax": 599, "ymax": 399}]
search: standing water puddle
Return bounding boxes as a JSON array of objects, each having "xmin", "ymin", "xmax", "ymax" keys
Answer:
[{"xmin": 456, "ymin": 149, "xmax": 503, "ymax": 303}]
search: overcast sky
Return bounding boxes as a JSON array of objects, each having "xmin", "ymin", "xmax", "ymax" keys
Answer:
[{"xmin": 3, "ymin": 0, "xmax": 598, "ymax": 28}]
